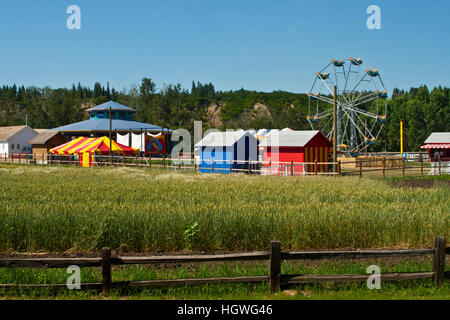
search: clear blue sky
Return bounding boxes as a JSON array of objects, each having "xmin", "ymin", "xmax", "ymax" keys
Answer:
[{"xmin": 0, "ymin": 0, "xmax": 449, "ymax": 94}]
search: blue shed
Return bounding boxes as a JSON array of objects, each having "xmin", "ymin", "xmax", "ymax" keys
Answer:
[{"xmin": 195, "ymin": 131, "xmax": 258, "ymax": 174}]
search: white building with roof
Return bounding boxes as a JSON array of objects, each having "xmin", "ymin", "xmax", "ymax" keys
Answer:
[
  {"xmin": 420, "ymin": 132, "xmax": 450, "ymax": 175},
  {"xmin": 0, "ymin": 125, "xmax": 38, "ymax": 157}
]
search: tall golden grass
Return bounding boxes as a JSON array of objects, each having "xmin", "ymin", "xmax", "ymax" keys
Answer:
[{"xmin": 0, "ymin": 165, "xmax": 448, "ymax": 252}]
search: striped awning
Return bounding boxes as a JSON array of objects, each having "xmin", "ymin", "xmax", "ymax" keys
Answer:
[
  {"xmin": 50, "ymin": 137, "xmax": 138, "ymax": 155},
  {"xmin": 420, "ymin": 144, "xmax": 450, "ymax": 149}
]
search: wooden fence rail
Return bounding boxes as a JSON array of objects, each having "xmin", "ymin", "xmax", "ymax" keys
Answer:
[
  {"xmin": 1, "ymin": 152, "xmax": 448, "ymax": 178},
  {"xmin": 0, "ymin": 237, "xmax": 447, "ymax": 295}
]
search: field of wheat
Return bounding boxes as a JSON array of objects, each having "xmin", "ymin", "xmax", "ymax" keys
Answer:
[{"xmin": 0, "ymin": 165, "xmax": 448, "ymax": 252}]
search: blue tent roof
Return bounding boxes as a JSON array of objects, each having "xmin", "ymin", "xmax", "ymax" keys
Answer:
[
  {"xmin": 86, "ymin": 101, "xmax": 136, "ymax": 112},
  {"xmin": 51, "ymin": 118, "xmax": 172, "ymax": 132}
]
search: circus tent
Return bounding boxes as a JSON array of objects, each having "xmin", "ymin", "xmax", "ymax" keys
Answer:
[
  {"xmin": 50, "ymin": 136, "xmax": 138, "ymax": 167},
  {"xmin": 50, "ymin": 137, "xmax": 138, "ymax": 155}
]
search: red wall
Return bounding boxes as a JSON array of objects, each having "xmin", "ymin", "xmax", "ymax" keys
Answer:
[
  {"xmin": 306, "ymin": 131, "xmax": 333, "ymax": 149},
  {"xmin": 263, "ymin": 147, "xmax": 305, "ymax": 175},
  {"xmin": 262, "ymin": 132, "xmax": 332, "ymax": 175}
]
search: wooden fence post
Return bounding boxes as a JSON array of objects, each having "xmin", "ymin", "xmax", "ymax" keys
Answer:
[
  {"xmin": 102, "ymin": 247, "xmax": 112, "ymax": 296},
  {"xmin": 270, "ymin": 241, "xmax": 281, "ymax": 293},
  {"xmin": 359, "ymin": 159, "xmax": 362, "ymax": 178},
  {"xmin": 163, "ymin": 156, "xmax": 166, "ymax": 171},
  {"xmin": 420, "ymin": 153, "xmax": 423, "ymax": 177},
  {"xmin": 194, "ymin": 161, "xmax": 197, "ymax": 174},
  {"xmin": 290, "ymin": 160, "xmax": 294, "ymax": 176},
  {"xmin": 337, "ymin": 160, "xmax": 341, "ymax": 177},
  {"xmin": 314, "ymin": 159, "xmax": 318, "ymax": 176},
  {"xmin": 269, "ymin": 160, "xmax": 272, "ymax": 176},
  {"xmin": 178, "ymin": 157, "xmax": 181, "ymax": 172},
  {"xmin": 229, "ymin": 160, "xmax": 232, "ymax": 174},
  {"xmin": 211, "ymin": 159, "xmax": 214, "ymax": 174},
  {"xmin": 402, "ymin": 158, "xmax": 405, "ymax": 177},
  {"xmin": 433, "ymin": 236, "xmax": 446, "ymax": 287},
  {"xmin": 382, "ymin": 157, "xmax": 386, "ymax": 179},
  {"xmin": 248, "ymin": 158, "xmax": 251, "ymax": 174},
  {"xmin": 438, "ymin": 154, "xmax": 441, "ymax": 176}
]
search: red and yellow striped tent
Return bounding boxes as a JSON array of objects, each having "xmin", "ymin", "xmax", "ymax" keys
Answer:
[{"xmin": 50, "ymin": 136, "xmax": 138, "ymax": 167}]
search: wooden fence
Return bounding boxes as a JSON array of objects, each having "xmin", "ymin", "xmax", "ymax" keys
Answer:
[
  {"xmin": 0, "ymin": 237, "xmax": 447, "ymax": 295},
  {"xmin": 1, "ymin": 152, "xmax": 449, "ymax": 178},
  {"xmin": 340, "ymin": 155, "xmax": 450, "ymax": 178}
]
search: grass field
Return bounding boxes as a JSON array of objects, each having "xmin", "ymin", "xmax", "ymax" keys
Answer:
[
  {"xmin": 0, "ymin": 164, "xmax": 448, "ymax": 299},
  {"xmin": 0, "ymin": 258, "xmax": 448, "ymax": 300},
  {"xmin": 0, "ymin": 164, "xmax": 448, "ymax": 252}
]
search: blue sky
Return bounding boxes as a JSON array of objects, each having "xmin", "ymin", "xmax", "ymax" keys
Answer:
[{"xmin": 0, "ymin": 0, "xmax": 449, "ymax": 93}]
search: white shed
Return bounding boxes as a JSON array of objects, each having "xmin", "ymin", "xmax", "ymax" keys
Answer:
[{"xmin": 0, "ymin": 125, "xmax": 38, "ymax": 157}]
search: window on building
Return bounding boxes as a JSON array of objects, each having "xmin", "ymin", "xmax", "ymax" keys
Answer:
[
  {"xmin": 97, "ymin": 112, "xmax": 105, "ymax": 118},
  {"xmin": 17, "ymin": 144, "xmax": 20, "ymax": 150}
]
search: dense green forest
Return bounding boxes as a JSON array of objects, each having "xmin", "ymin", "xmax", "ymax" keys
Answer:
[{"xmin": 0, "ymin": 79, "xmax": 448, "ymax": 152}]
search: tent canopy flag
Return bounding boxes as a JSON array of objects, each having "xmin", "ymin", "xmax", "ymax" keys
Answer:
[{"xmin": 50, "ymin": 137, "xmax": 138, "ymax": 155}]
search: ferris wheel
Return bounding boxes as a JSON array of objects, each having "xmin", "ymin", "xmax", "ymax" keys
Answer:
[{"xmin": 307, "ymin": 57, "xmax": 388, "ymax": 156}]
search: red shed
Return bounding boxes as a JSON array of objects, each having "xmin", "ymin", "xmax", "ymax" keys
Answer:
[{"xmin": 259, "ymin": 130, "xmax": 332, "ymax": 175}]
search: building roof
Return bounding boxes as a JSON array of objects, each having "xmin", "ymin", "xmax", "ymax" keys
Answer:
[
  {"xmin": 34, "ymin": 129, "xmax": 51, "ymax": 134},
  {"xmin": 420, "ymin": 144, "xmax": 450, "ymax": 149},
  {"xmin": 0, "ymin": 125, "xmax": 28, "ymax": 141},
  {"xmin": 195, "ymin": 130, "xmax": 255, "ymax": 147},
  {"xmin": 29, "ymin": 131, "xmax": 61, "ymax": 144},
  {"xmin": 259, "ymin": 130, "xmax": 327, "ymax": 147},
  {"xmin": 424, "ymin": 132, "xmax": 450, "ymax": 144},
  {"xmin": 86, "ymin": 101, "xmax": 136, "ymax": 112},
  {"xmin": 51, "ymin": 118, "xmax": 171, "ymax": 133}
]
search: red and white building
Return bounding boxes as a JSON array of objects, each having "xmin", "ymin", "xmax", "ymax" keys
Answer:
[
  {"xmin": 259, "ymin": 130, "xmax": 332, "ymax": 176},
  {"xmin": 420, "ymin": 132, "xmax": 450, "ymax": 162},
  {"xmin": 420, "ymin": 132, "xmax": 450, "ymax": 175}
]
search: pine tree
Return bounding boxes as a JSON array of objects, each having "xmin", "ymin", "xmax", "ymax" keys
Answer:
[{"xmin": 93, "ymin": 82, "xmax": 102, "ymax": 98}]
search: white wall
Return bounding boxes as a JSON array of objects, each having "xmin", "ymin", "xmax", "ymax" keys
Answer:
[
  {"xmin": 3, "ymin": 126, "xmax": 38, "ymax": 156},
  {"xmin": 0, "ymin": 142, "xmax": 9, "ymax": 157}
]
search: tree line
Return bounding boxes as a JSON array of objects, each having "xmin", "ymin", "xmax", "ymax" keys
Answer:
[{"xmin": 0, "ymin": 79, "xmax": 448, "ymax": 152}]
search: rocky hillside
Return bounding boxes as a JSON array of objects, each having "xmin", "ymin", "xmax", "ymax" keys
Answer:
[{"xmin": 206, "ymin": 102, "xmax": 275, "ymax": 129}]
